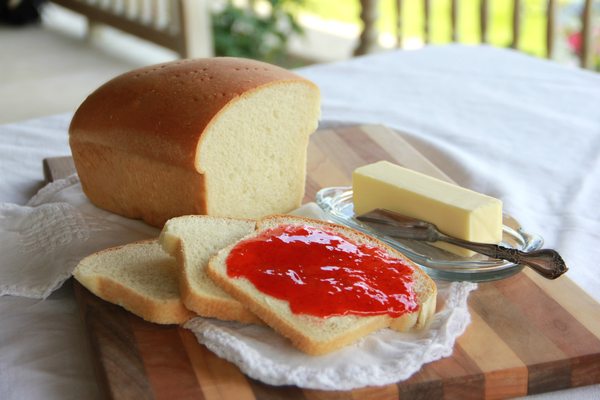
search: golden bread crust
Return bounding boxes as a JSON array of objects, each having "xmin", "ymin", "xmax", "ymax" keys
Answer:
[
  {"xmin": 69, "ymin": 57, "xmax": 315, "ymax": 169},
  {"xmin": 92, "ymin": 275, "xmax": 195, "ymax": 325}
]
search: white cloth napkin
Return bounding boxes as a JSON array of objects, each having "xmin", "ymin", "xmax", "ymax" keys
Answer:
[
  {"xmin": 183, "ymin": 205, "xmax": 476, "ymax": 390},
  {"xmin": 185, "ymin": 280, "xmax": 475, "ymax": 390},
  {"xmin": 0, "ymin": 175, "xmax": 158, "ymax": 298},
  {"xmin": 0, "ymin": 175, "xmax": 475, "ymax": 390}
]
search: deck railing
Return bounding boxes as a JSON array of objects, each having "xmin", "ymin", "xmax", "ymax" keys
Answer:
[
  {"xmin": 356, "ymin": 0, "xmax": 596, "ymax": 70},
  {"xmin": 51, "ymin": 0, "xmax": 213, "ymax": 58}
]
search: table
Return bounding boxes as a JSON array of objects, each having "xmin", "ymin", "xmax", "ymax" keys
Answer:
[{"xmin": 1, "ymin": 45, "xmax": 599, "ymax": 399}]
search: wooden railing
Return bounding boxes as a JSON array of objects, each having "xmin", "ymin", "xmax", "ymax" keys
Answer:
[
  {"xmin": 356, "ymin": 0, "xmax": 596, "ymax": 70},
  {"xmin": 51, "ymin": 0, "xmax": 213, "ymax": 58}
]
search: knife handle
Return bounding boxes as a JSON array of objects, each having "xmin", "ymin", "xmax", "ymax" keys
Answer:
[{"xmin": 441, "ymin": 235, "xmax": 568, "ymax": 280}]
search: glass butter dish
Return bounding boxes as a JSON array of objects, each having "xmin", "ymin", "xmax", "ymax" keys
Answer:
[{"xmin": 315, "ymin": 186, "xmax": 544, "ymax": 282}]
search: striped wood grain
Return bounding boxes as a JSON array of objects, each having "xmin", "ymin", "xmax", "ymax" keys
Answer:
[{"xmin": 68, "ymin": 124, "xmax": 600, "ymax": 400}]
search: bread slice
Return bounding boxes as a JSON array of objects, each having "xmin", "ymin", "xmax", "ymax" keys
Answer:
[
  {"xmin": 159, "ymin": 215, "xmax": 260, "ymax": 324},
  {"xmin": 73, "ymin": 239, "xmax": 195, "ymax": 325},
  {"xmin": 69, "ymin": 57, "xmax": 321, "ymax": 227},
  {"xmin": 207, "ymin": 215, "xmax": 437, "ymax": 355}
]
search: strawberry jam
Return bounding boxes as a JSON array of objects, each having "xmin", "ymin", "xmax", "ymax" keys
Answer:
[{"xmin": 225, "ymin": 224, "xmax": 418, "ymax": 318}]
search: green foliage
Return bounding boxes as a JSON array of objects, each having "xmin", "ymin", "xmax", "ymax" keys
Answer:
[{"xmin": 212, "ymin": 0, "xmax": 304, "ymax": 63}]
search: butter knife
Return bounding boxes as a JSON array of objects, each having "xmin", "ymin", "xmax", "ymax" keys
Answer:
[{"xmin": 356, "ymin": 209, "xmax": 568, "ymax": 280}]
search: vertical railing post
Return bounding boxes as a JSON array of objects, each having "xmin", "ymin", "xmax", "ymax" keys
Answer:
[
  {"xmin": 581, "ymin": 0, "xmax": 593, "ymax": 69},
  {"xmin": 511, "ymin": 0, "xmax": 521, "ymax": 49},
  {"xmin": 396, "ymin": 0, "xmax": 403, "ymax": 48},
  {"xmin": 423, "ymin": 0, "xmax": 431, "ymax": 44},
  {"xmin": 355, "ymin": 0, "xmax": 380, "ymax": 55},
  {"xmin": 546, "ymin": 0, "xmax": 557, "ymax": 59},
  {"xmin": 480, "ymin": 0, "xmax": 489, "ymax": 43},
  {"xmin": 451, "ymin": 0, "xmax": 459, "ymax": 42},
  {"xmin": 178, "ymin": 0, "xmax": 214, "ymax": 58}
]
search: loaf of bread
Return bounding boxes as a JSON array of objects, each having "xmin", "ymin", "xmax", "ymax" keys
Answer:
[
  {"xmin": 159, "ymin": 215, "xmax": 260, "ymax": 323},
  {"xmin": 73, "ymin": 240, "xmax": 195, "ymax": 324},
  {"xmin": 69, "ymin": 57, "xmax": 321, "ymax": 227},
  {"xmin": 207, "ymin": 215, "xmax": 437, "ymax": 355}
]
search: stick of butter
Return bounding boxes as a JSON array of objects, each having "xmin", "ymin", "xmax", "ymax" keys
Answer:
[{"xmin": 352, "ymin": 161, "xmax": 502, "ymax": 257}]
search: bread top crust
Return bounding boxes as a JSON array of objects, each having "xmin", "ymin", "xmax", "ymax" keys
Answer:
[{"xmin": 69, "ymin": 57, "xmax": 318, "ymax": 169}]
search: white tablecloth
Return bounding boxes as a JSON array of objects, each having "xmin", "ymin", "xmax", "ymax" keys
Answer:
[{"xmin": 1, "ymin": 45, "xmax": 599, "ymax": 399}]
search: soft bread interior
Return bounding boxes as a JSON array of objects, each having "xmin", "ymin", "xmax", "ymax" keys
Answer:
[
  {"xmin": 73, "ymin": 240, "xmax": 194, "ymax": 324},
  {"xmin": 160, "ymin": 215, "xmax": 260, "ymax": 323},
  {"xmin": 197, "ymin": 82, "xmax": 320, "ymax": 218}
]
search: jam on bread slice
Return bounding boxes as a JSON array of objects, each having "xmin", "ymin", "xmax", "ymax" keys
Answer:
[{"xmin": 208, "ymin": 215, "xmax": 437, "ymax": 355}]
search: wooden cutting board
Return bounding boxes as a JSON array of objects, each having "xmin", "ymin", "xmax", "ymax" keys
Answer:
[{"xmin": 47, "ymin": 124, "xmax": 600, "ymax": 400}]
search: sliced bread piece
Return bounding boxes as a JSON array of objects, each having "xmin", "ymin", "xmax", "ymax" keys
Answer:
[
  {"xmin": 207, "ymin": 215, "xmax": 437, "ymax": 355},
  {"xmin": 159, "ymin": 215, "xmax": 260, "ymax": 324},
  {"xmin": 73, "ymin": 239, "xmax": 195, "ymax": 325}
]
